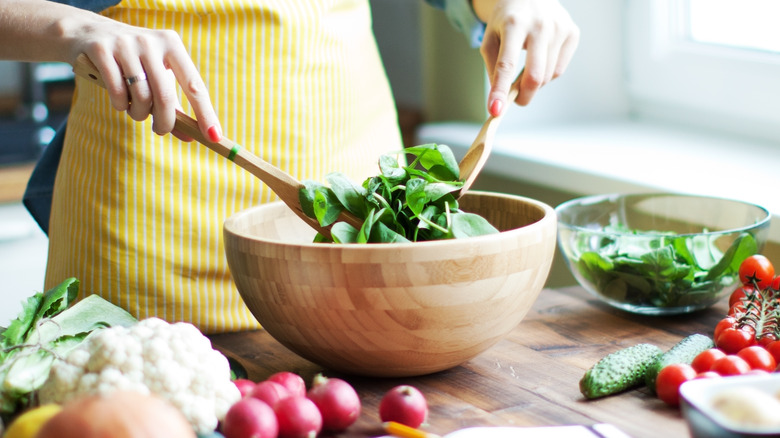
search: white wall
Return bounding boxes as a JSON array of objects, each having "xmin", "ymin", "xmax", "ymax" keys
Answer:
[{"xmin": 370, "ymin": 0, "xmax": 424, "ymax": 110}]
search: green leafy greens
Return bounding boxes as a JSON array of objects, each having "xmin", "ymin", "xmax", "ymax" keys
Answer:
[
  {"xmin": 571, "ymin": 225, "xmax": 759, "ymax": 308},
  {"xmin": 299, "ymin": 144, "xmax": 499, "ymax": 243},
  {"xmin": 0, "ymin": 278, "xmax": 137, "ymax": 418}
]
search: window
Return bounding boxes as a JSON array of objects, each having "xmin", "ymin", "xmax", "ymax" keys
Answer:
[
  {"xmin": 625, "ymin": 0, "xmax": 780, "ymax": 143},
  {"xmin": 687, "ymin": 0, "xmax": 780, "ymax": 53}
]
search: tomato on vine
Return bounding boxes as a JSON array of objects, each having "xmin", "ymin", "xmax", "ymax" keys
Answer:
[
  {"xmin": 765, "ymin": 340, "xmax": 780, "ymax": 366},
  {"xmin": 729, "ymin": 285, "xmax": 754, "ymax": 308},
  {"xmin": 713, "ymin": 317, "xmax": 737, "ymax": 341},
  {"xmin": 739, "ymin": 254, "xmax": 775, "ymax": 289},
  {"xmin": 716, "ymin": 327, "xmax": 755, "ymax": 354},
  {"xmin": 737, "ymin": 346, "xmax": 777, "ymax": 372}
]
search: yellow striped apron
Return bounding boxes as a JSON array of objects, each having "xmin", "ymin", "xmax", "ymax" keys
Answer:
[{"xmin": 44, "ymin": 0, "xmax": 402, "ymax": 333}]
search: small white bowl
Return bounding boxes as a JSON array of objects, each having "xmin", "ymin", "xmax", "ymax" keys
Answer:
[{"xmin": 680, "ymin": 374, "xmax": 780, "ymax": 438}]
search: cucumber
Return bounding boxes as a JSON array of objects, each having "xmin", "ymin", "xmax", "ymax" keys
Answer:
[
  {"xmin": 580, "ymin": 343, "xmax": 663, "ymax": 399},
  {"xmin": 644, "ymin": 333, "xmax": 714, "ymax": 392}
]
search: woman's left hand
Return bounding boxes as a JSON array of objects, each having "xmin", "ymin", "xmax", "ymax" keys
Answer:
[{"xmin": 473, "ymin": 0, "xmax": 580, "ymax": 116}]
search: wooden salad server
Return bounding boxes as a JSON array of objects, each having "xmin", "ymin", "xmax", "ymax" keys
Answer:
[
  {"xmin": 71, "ymin": 54, "xmax": 362, "ymax": 238},
  {"xmin": 456, "ymin": 86, "xmax": 519, "ymax": 198}
]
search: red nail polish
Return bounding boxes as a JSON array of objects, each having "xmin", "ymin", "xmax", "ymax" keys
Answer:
[
  {"xmin": 208, "ymin": 125, "xmax": 222, "ymax": 142},
  {"xmin": 490, "ymin": 100, "xmax": 503, "ymax": 117}
]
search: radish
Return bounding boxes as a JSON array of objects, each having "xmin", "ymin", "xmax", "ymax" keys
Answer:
[
  {"xmin": 307, "ymin": 373, "xmax": 361, "ymax": 431},
  {"xmin": 379, "ymin": 385, "xmax": 428, "ymax": 429},
  {"xmin": 274, "ymin": 396, "xmax": 323, "ymax": 438},
  {"xmin": 222, "ymin": 397, "xmax": 278, "ymax": 438},
  {"xmin": 232, "ymin": 378, "xmax": 256, "ymax": 398},
  {"xmin": 249, "ymin": 380, "xmax": 291, "ymax": 407},
  {"xmin": 267, "ymin": 371, "xmax": 307, "ymax": 398}
]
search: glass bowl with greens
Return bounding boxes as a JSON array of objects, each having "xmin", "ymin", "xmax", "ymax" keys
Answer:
[{"xmin": 555, "ymin": 193, "xmax": 771, "ymax": 315}]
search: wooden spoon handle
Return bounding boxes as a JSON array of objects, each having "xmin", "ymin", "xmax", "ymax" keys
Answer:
[{"xmin": 70, "ymin": 54, "xmax": 362, "ymax": 235}]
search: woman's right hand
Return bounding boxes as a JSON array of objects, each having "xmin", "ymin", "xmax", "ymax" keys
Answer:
[{"xmin": 66, "ymin": 17, "xmax": 222, "ymax": 142}]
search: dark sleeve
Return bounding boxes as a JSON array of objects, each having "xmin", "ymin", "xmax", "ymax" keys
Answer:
[
  {"xmin": 421, "ymin": 0, "xmax": 485, "ymax": 48},
  {"xmin": 47, "ymin": 0, "xmax": 121, "ymax": 13}
]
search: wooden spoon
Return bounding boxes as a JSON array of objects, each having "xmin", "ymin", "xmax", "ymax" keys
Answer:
[
  {"xmin": 456, "ymin": 87, "xmax": 519, "ymax": 198},
  {"xmin": 71, "ymin": 54, "xmax": 362, "ymax": 238}
]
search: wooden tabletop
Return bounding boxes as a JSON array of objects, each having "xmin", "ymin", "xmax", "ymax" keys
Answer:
[{"xmin": 209, "ymin": 286, "xmax": 728, "ymax": 438}]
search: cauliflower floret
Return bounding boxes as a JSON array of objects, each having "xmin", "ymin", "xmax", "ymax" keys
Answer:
[{"xmin": 38, "ymin": 317, "xmax": 241, "ymax": 434}]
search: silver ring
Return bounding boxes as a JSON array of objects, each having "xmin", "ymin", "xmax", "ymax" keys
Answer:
[{"xmin": 124, "ymin": 73, "xmax": 148, "ymax": 86}]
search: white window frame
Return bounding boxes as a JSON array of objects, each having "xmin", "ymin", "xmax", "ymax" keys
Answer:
[{"xmin": 624, "ymin": 0, "xmax": 780, "ymax": 143}]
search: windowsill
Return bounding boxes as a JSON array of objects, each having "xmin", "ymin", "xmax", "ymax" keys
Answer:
[{"xmin": 416, "ymin": 117, "xmax": 780, "ymax": 242}]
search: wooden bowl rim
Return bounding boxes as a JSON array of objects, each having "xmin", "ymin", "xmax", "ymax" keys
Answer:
[{"xmin": 224, "ymin": 190, "xmax": 556, "ymax": 249}]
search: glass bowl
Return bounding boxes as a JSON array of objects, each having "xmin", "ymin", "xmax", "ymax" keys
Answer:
[{"xmin": 555, "ymin": 193, "xmax": 771, "ymax": 315}]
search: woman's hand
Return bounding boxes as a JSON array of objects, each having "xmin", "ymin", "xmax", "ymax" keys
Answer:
[
  {"xmin": 63, "ymin": 12, "xmax": 222, "ymax": 142},
  {"xmin": 472, "ymin": 0, "xmax": 580, "ymax": 116}
]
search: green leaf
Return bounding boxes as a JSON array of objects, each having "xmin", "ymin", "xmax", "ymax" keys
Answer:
[
  {"xmin": 705, "ymin": 233, "xmax": 758, "ymax": 280},
  {"xmin": 326, "ymin": 172, "xmax": 368, "ymax": 218},
  {"xmin": 405, "ymin": 178, "xmax": 428, "ymax": 217},
  {"xmin": 450, "ymin": 212, "xmax": 500, "ymax": 239},
  {"xmin": 313, "ymin": 187, "xmax": 342, "ymax": 227},
  {"xmin": 379, "ymin": 154, "xmax": 407, "ymax": 183},
  {"xmin": 424, "ymin": 182, "xmax": 461, "ymax": 202},
  {"xmin": 404, "ymin": 144, "xmax": 460, "ymax": 180},
  {"xmin": 369, "ymin": 221, "xmax": 410, "ymax": 243},
  {"xmin": 299, "ymin": 180, "xmax": 326, "ymax": 219},
  {"xmin": 1, "ymin": 278, "xmax": 79, "ymax": 352},
  {"xmin": 331, "ymin": 222, "xmax": 359, "ymax": 243}
]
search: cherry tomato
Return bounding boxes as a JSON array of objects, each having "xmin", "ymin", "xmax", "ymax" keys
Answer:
[
  {"xmin": 771, "ymin": 276, "xmax": 780, "ymax": 291},
  {"xmin": 737, "ymin": 345, "xmax": 777, "ymax": 372},
  {"xmin": 739, "ymin": 254, "xmax": 775, "ymax": 289},
  {"xmin": 729, "ymin": 285, "xmax": 754, "ymax": 308},
  {"xmin": 694, "ymin": 371, "xmax": 721, "ymax": 380},
  {"xmin": 764, "ymin": 340, "xmax": 780, "ymax": 365},
  {"xmin": 655, "ymin": 363, "xmax": 697, "ymax": 406},
  {"xmin": 710, "ymin": 355, "xmax": 752, "ymax": 376},
  {"xmin": 713, "ymin": 317, "xmax": 737, "ymax": 341},
  {"xmin": 691, "ymin": 348, "xmax": 727, "ymax": 373},
  {"xmin": 758, "ymin": 333, "xmax": 777, "ymax": 347},
  {"xmin": 716, "ymin": 327, "xmax": 756, "ymax": 354}
]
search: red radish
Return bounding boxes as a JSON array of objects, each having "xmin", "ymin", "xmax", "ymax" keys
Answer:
[
  {"xmin": 222, "ymin": 397, "xmax": 278, "ymax": 438},
  {"xmin": 274, "ymin": 396, "xmax": 323, "ymax": 438},
  {"xmin": 249, "ymin": 380, "xmax": 291, "ymax": 407},
  {"xmin": 268, "ymin": 371, "xmax": 307, "ymax": 398},
  {"xmin": 379, "ymin": 385, "xmax": 428, "ymax": 429},
  {"xmin": 233, "ymin": 378, "xmax": 256, "ymax": 398},
  {"xmin": 307, "ymin": 373, "xmax": 361, "ymax": 431}
]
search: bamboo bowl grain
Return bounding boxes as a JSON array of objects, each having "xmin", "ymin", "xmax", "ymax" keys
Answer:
[{"xmin": 223, "ymin": 191, "xmax": 557, "ymax": 377}]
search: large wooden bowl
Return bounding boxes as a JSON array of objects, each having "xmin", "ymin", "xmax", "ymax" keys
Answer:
[{"xmin": 223, "ymin": 191, "xmax": 557, "ymax": 377}]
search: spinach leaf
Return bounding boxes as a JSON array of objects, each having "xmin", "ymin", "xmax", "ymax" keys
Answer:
[
  {"xmin": 571, "ymin": 228, "xmax": 759, "ymax": 309},
  {"xmin": 300, "ymin": 144, "xmax": 498, "ymax": 243}
]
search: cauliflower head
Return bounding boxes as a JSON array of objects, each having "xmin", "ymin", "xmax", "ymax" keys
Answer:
[{"xmin": 38, "ymin": 317, "xmax": 240, "ymax": 434}]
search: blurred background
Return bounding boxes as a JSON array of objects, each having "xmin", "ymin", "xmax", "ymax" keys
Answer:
[{"xmin": 1, "ymin": 0, "xmax": 779, "ymax": 325}]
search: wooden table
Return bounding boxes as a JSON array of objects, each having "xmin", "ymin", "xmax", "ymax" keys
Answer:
[{"xmin": 210, "ymin": 286, "xmax": 728, "ymax": 438}]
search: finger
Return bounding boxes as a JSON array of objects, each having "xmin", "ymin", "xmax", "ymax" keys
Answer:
[
  {"xmin": 552, "ymin": 30, "xmax": 580, "ymax": 80},
  {"xmin": 84, "ymin": 51, "xmax": 130, "ymax": 112},
  {"xmin": 515, "ymin": 31, "xmax": 549, "ymax": 107},
  {"xmin": 119, "ymin": 58, "xmax": 153, "ymax": 122},
  {"xmin": 479, "ymin": 32, "xmax": 500, "ymax": 89},
  {"xmin": 486, "ymin": 30, "xmax": 525, "ymax": 116},
  {"xmin": 165, "ymin": 49, "xmax": 222, "ymax": 142},
  {"xmin": 145, "ymin": 65, "xmax": 179, "ymax": 136}
]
